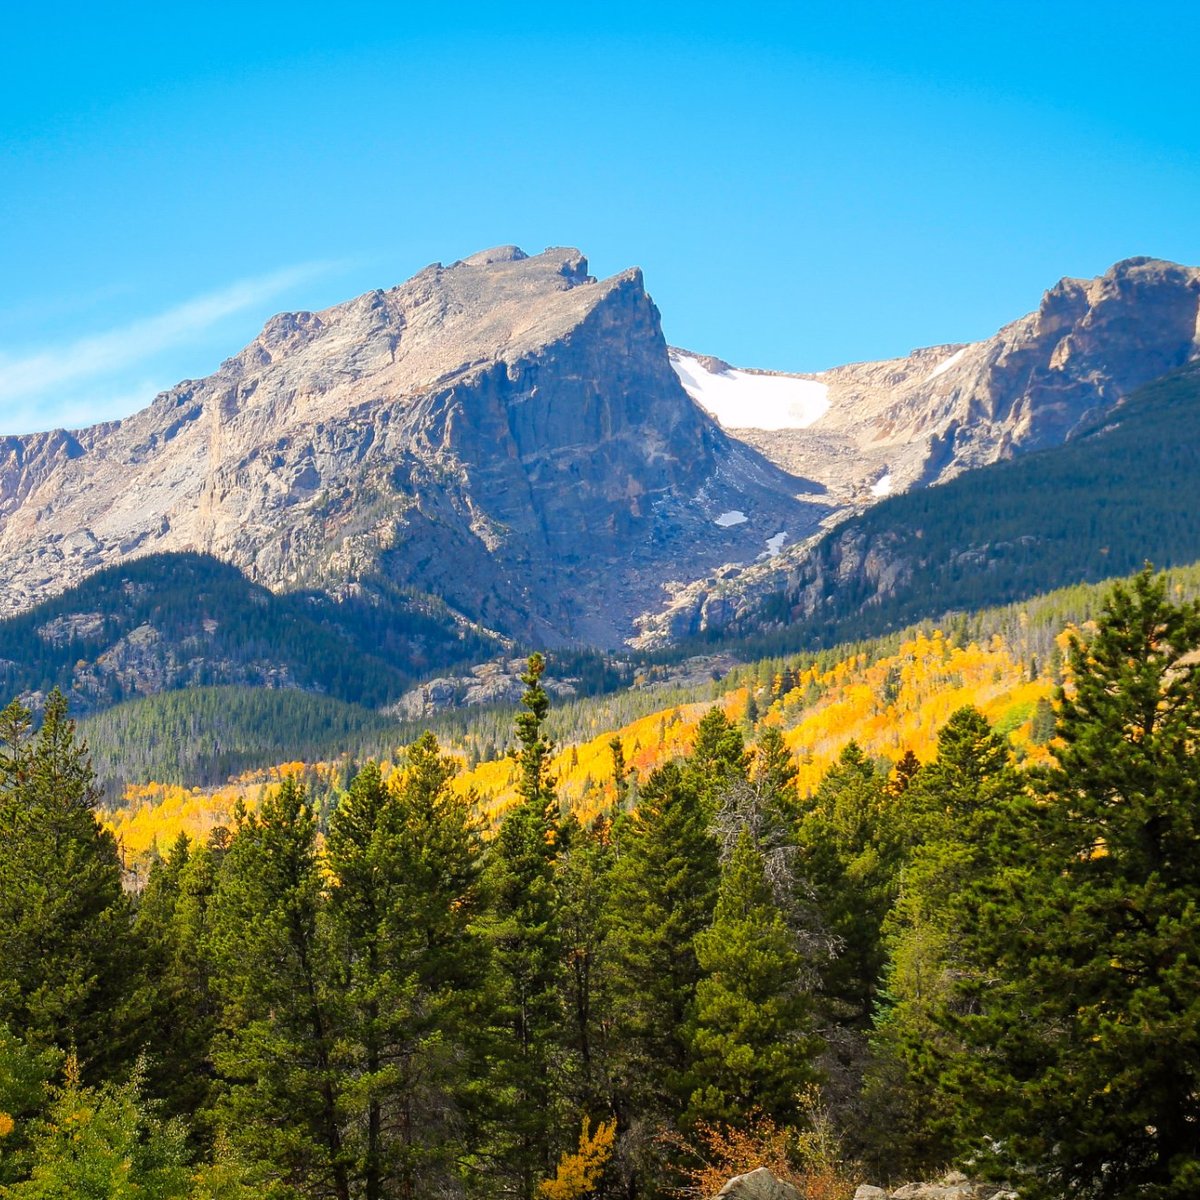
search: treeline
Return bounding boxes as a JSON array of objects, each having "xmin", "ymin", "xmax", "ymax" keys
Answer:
[
  {"xmin": 2, "ymin": 574, "xmax": 1199, "ymax": 1198},
  {"xmin": 81, "ymin": 687, "xmax": 400, "ymax": 796}
]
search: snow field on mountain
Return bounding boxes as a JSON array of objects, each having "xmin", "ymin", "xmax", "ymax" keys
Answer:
[
  {"xmin": 925, "ymin": 346, "xmax": 967, "ymax": 381},
  {"xmin": 670, "ymin": 352, "xmax": 830, "ymax": 430}
]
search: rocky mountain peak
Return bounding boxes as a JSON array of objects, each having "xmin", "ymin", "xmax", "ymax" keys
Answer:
[
  {"xmin": 674, "ymin": 255, "xmax": 1200, "ymax": 508},
  {"xmin": 0, "ymin": 245, "xmax": 819, "ymax": 647},
  {"xmin": 459, "ymin": 244, "xmax": 530, "ymax": 266}
]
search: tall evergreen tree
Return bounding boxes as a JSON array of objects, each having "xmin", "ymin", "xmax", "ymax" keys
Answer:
[
  {"xmin": 133, "ymin": 833, "xmax": 217, "ymax": 1132},
  {"xmin": 686, "ymin": 708, "xmax": 749, "ymax": 811},
  {"xmin": 206, "ymin": 779, "xmax": 350, "ymax": 1200},
  {"xmin": 326, "ymin": 738, "xmax": 486, "ymax": 1200},
  {"xmin": 685, "ymin": 831, "xmax": 817, "ymax": 1128},
  {"xmin": 866, "ymin": 707, "xmax": 1024, "ymax": 1177},
  {"xmin": 751, "ymin": 725, "xmax": 799, "ymax": 822},
  {"xmin": 0, "ymin": 692, "xmax": 138, "ymax": 1082},
  {"xmin": 795, "ymin": 742, "xmax": 897, "ymax": 1029},
  {"xmin": 946, "ymin": 573, "xmax": 1200, "ymax": 1198},
  {"xmin": 603, "ymin": 763, "xmax": 719, "ymax": 1191},
  {"xmin": 554, "ymin": 816, "xmax": 616, "ymax": 1122},
  {"xmin": 479, "ymin": 654, "xmax": 565, "ymax": 1199}
]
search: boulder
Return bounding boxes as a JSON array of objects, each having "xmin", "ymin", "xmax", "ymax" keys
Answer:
[{"xmin": 714, "ymin": 1166, "xmax": 801, "ymax": 1200}]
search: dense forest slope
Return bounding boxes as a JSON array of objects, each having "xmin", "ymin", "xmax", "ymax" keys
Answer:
[
  {"xmin": 651, "ymin": 361, "xmax": 1200, "ymax": 647},
  {"xmin": 0, "ymin": 551, "xmax": 499, "ymax": 713}
]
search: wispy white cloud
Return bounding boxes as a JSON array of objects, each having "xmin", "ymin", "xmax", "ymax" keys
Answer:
[
  {"xmin": 0, "ymin": 262, "xmax": 332, "ymax": 408},
  {"xmin": 0, "ymin": 380, "xmax": 165, "ymax": 438}
]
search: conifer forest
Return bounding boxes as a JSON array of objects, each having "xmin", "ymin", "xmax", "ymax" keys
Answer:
[{"xmin": 0, "ymin": 570, "xmax": 1197, "ymax": 1199}]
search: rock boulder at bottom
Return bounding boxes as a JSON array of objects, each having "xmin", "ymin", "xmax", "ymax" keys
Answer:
[{"xmin": 714, "ymin": 1167, "xmax": 801, "ymax": 1200}]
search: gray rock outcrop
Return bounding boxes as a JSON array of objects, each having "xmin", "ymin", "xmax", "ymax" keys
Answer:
[
  {"xmin": 714, "ymin": 1166, "xmax": 801, "ymax": 1200},
  {"xmin": 853, "ymin": 1175, "xmax": 1018, "ymax": 1199}
]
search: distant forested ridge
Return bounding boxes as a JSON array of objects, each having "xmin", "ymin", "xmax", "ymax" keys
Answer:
[{"xmin": 0, "ymin": 551, "xmax": 500, "ymax": 712}]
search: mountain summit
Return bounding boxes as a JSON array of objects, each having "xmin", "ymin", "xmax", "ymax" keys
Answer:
[
  {"xmin": 0, "ymin": 247, "xmax": 818, "ymax": 647},
  {"xmin": 673, "ymin": 255, "xmax": 1200, "ymax": 501}
]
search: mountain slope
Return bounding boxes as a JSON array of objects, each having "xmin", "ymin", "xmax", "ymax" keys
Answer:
[
  {"xmin": 726, "ymin": 360, "xmax": 1200, "ymax": 647},
  {"xmin": 673, "ymin": 256, "xmax": 1200, "ymax": 501},
  {"xmin": 0, "ymin": 246, "xmax": 822, "ymax": 648},
  {"xmin": 0, "ymin": 551, "xmax": 498, "ymax": 712}
]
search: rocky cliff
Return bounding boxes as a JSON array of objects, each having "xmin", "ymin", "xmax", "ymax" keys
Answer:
[
  {"xmin": 674, "ymin": 256, "xmax": 1200, "ymax": 502},
  {"xmin": 4, "ymin": 249, "xmax": 1196, "ymax": 663},
  {"xmin": 638, "ymin": 358, "xmax": 1200, "ymax": 650},
  {"xmin": 0, "ymin": 246, "xmax": 823, "ymax": 648}
]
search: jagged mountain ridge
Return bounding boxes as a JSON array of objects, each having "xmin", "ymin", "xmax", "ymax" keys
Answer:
[
  {"xmin": 0, "ymin": 246, "xmax": 824, "ymax": 648},
  {"xmin": 648, "ymin": 359, "xmax": 1200, "ymax": 652},
  {"xmin": 672, "ymin": 256, "xmax": 1200, "ymax": 502},
  {"xmin": 2, "ymin": 247, "xmax": 1198, "ymax": 672}
]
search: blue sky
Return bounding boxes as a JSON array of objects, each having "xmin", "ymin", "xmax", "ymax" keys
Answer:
[{"xmin": 2, "ymin": 1, "xmax": 1197, "ymax": 434}]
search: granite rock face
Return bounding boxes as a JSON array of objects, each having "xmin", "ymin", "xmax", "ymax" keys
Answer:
[
  {"xmin": 643, "ymin": 257, "xmax": 1200, "ymax": 646},
  {"xmin": 676, "ymin": 256, "xmax": 1200, "ymax": 500},
  {"xmin": 0, "ymin": 247, "xmax": 823, "ymax": 648},
  {"xmin": 3, "ymin": 250, "xmax": 1196, "ymax": 657}
]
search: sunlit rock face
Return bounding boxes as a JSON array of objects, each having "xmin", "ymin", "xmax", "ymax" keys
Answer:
[
  {"xmin": 673, "ymin": 256, "xmax": 1200, "ymax": 501},
  {"xmin": 0, "ymin": 246, "xmax": 820, "ymax": 648}
]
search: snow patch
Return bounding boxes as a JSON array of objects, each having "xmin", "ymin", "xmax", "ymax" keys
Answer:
[
  {"xmin": 714, "ymin": 510, "xmax": 748, "ymax": 527},
  {"xmin": 671, "ymin": 352, "xmax": 830, "ymax": 430},
  {"xmin": 925, "ymin": 346, "xmax": 967, "ymax": 382},
  {"xmin": 870, "ymin": 473, "xmax": 893, "ymax": 497},
  {"xmin": 764, "ymin": 532, "xmax": 787, "ymax": 557}
]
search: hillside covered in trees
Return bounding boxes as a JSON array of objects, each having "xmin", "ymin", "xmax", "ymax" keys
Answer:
[
  {"xmin": 1, "ymin": 571, "xmax": 1197, "ymax": 1199},
  {"xmin": 0, "ymin": 552, "xmax": 501, "ymax": 714},
  {"xmin": 734, "ymin": 360, "xmax": 1200, "ymax": 651},
  {"xmin": 101, "ymin": 562, "xmax": 1200, "ymax": 866}
]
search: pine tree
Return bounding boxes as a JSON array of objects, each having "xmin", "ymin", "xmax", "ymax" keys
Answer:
[
  {"xmin": 603, "ymin": 762, "xmax": 719, "ymax": 1187},
  {"xmin": 795, "ymin": 742, "xmax": 896, "ymax": 1029},
  {"xmin": 0, "ymin": 692, "xmax": 138, "ymax": 1082},
  {"xmin": 206, "ymin": 779, "xmax": 350, "ymax": 1200},
  {"xmin": 133, "ymin": 833, "xmax": 216, "ymax": 1132},
  {"xmin": 883, "ymin": 749, "xmax": 921, "ymax": 799},
  {"xmin": 866, "ymin": 708, "xmax": 1024, "ymax": 1177},
  {"xmin": 479, "ymin": 655, "xmax": 565, "ymax": 1199},
  {"xmin": 752, "ymin": 725, "xmax": 799, "ymax": 821},
  {"xmin": 947, "ymin": 572, "xmax": 1200, "ymax": 1198},
  {"xmin": 555, "ymin": 816, "xmax": 616, "ymax": 1121},
  {"xmin": 325, "ymin": 739, "xmax": 486, "ymax": 1200},
  {"xmin": 685, "ymin": 831, "xmax": 817, "ymax": 1128},
  {"xmin": 686, "ymin": 708, "xmax": 749, "ymax": 811},
  {"xmin": 609, "ymin": 737, "xmax": 630, "ymax": 809}
]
